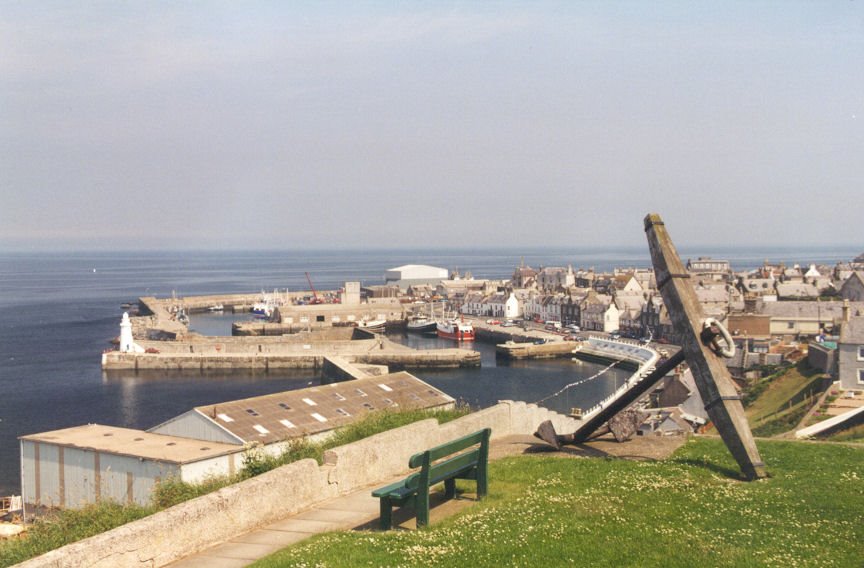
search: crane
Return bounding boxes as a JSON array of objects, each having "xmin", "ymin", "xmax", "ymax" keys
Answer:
[{"xmin": 305, "ymin": 272, "xmax": 323, "ymax": 304}]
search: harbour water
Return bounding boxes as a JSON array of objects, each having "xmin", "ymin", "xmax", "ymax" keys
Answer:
[{"xmin": 0, "ymin": 245, "xmax": 859, "ymax": 495}]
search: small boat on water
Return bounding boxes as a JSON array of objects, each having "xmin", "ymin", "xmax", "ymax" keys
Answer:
[
  {"xmin": 251, "ymin": 299, "xmax": 274, "ymax": 318},
  {"xmin": 407, "ymin": 315, "xmax": 437, "ymax": 333},
  {"xmin": 436, "ymin": 318, "xmax": 475, "ymax": 341},
  {"xmin": 208, "ymin": 304, "xmax": 224, "ymax": 312},
  {"xmin": 356, "ymin": 319, "xmax": 386, "ymax": 332}
]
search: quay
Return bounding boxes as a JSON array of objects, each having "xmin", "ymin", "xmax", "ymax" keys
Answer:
[
  {"xmin": 495, "ymin": 339, "xmax": 575, "ymax": 359},
  {"xmin": 102, "ymin": 324, "xmax": 480, "ymax": 371}
]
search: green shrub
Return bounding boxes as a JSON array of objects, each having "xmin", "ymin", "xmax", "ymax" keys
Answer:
[{"xmin": 0, "ymin": 502, "xmax": 153, "ymax": 567}]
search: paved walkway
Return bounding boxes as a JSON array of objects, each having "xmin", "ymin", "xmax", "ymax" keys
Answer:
[
  {"xmin": 167, "ymin": 433, "xmax": 684, "ymax": 567},
  {"xmin": 167, "ymin": 483, "xmax": 388, "ymax": 568}
]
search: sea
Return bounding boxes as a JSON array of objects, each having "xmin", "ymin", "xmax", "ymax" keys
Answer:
[{"xmin": 0, "ymin": 245, "xmax": 859, "ymax": 496}]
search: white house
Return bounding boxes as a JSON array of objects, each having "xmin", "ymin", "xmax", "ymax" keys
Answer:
[{"xmin": 487, "ymin": 292, "xmax": 521, "ymax": 319}]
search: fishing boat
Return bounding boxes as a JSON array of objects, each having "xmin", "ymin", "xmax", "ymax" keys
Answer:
[
  {"xmin": 407, "ymin": 315, "xmax": 437, "ymax": 333},
  {"xmin": 356, "ymin": 319, "xmax": 386, "ymax": 332},
  {"xmin": 251, "ymin": 302, "xmax": 272, "ymax": 318},
  {"xmin": 408, "ymin": 302, "xmax": 439, "ymax": 333},
  {"xmin": 436, "ymin": 317, "xmax": 475, "ymax": 341}
]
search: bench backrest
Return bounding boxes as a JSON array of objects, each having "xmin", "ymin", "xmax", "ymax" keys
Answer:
[{"xmin": 406, "ymin": 428, "xmax": 490, "ymax": 490}]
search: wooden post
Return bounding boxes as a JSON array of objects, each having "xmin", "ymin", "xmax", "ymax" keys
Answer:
[{"xmin": 644, "ymin": 213, "xmax": 768, "ymax": 480}]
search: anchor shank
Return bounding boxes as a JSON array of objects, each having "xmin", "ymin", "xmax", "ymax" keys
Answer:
[{"xmin": 644, "ymin": 213, "xmax": 767, "ymax": 480}]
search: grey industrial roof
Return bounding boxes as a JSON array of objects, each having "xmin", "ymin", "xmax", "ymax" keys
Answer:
[
  {"xmin": 19, "ymin": 424, "xmax": 243, "ymax": 464},
  {"xmin": 193, "ymin": 372, "xmax": 455, "ymax": 445}
]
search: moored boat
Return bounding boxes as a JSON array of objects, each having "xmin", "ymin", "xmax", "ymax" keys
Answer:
[
  {"xmin": 251, "ymin": 302, "xmax": 272, "ymax": 318},
  {"xmin": 436, "ymin": 318, "xmax": 475, "ymax": 341},
  {"xmin": 407, "ymin": 316, "xmax": 437, "ymax": 333},
  {"xmin": 356, "ymin": 319, "xmax": 386, "ymax": 332}
]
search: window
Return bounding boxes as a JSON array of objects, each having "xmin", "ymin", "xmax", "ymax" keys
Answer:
[
  {"xmin": 787, "ymin": 322, "xmax": 795, "ymax": 330},
  {"xmin": 858, "ymin": 369, "xmax": 864, "ymax": 385},
  {"xmin": 858, "ymin": 346, "xmax": 864, "ymax": 361}
]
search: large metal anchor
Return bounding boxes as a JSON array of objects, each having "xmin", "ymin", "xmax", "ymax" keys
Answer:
[{"xmin": 534, "ymin": 214, "xmax": 767, "ymax": 481}]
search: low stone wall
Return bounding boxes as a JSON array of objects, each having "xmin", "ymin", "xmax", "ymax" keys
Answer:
[{"xmin": 18, "ymin": 401, "xmax": 580, "ymax": 568}]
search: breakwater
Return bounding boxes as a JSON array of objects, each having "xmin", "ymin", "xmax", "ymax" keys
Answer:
[{"xmin": 102, "ymin": 325, "xmax": 480, "ymax": 371}]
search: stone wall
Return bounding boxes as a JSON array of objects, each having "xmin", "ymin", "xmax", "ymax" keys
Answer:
[{"xmin": 18, "ymin": 401, "xmax": 579, "ymax": 568}]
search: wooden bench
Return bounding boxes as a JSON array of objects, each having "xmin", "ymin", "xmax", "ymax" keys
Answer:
[{"xmin": 371, "ymin": 428, "xmax": 491, "ymax": 529}]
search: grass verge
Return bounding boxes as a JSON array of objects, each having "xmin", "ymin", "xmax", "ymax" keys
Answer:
[{"xmin": 252, "ymin": 437, "xmax": 864, "ymax": 568}]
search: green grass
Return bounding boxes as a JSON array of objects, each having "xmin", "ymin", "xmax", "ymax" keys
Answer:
[
  {"xmin": 252, "ymin": 437, "xmax": 864, "ymax": 568},
  {"xmin": 0, "ymin": 406, "xmax": 469, "ymax": 567}
]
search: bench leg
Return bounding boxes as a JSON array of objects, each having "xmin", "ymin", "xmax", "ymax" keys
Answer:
[
  {"xmin": 444, "ymin": 478, "xmax": 456, "ymax": 499},
  {"xmin": 477, "ymin": 463, "xmax": 488, "ymax": 498},
  {"xmin": 379, "ymin": 497, "xmax": 393, "ymax": 530},
  {"xmin": 415, "ymin": 491, "xmax": 430, "ymax": 528}
]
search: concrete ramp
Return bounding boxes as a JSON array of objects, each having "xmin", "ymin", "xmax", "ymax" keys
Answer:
[
  {"xmin": 323, "ymin": 356, "xmax": 384, "ymax": 381},
  {"xmin": 795, "ymin": 405, "xmax": 864, "ymax": 439}
]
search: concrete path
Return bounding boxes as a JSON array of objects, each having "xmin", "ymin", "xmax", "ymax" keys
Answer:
[
  {"xmin": 165, "ymin": 472, "xmax": 483, "ymax": 568},
  {"xmin": 166, "ymin": 483, "xmax": 386, "ymax": 568},
  {"xmin": 166, "ymin": 433, "xmax": 683, "ymax": 567}
]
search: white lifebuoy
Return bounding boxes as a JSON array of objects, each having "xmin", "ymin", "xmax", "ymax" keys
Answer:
[{"xmin": 703, "ymin": 318, "xmax": 736, "ymax": 358}]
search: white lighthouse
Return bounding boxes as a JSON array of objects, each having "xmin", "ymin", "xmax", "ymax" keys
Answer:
[{"xmin": 119, "ymin": 312, "xmax": 135, "ymax": 353}]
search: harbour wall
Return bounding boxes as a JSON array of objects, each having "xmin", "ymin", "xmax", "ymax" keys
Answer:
[
  {"xmin": 102, "ymin": 334, "xmax": 479, "ymax": 370},
  {"xmin": 495, "ymin": 340, "xmax": 576, "ymax": 359},
  {"xmin": 102, "ymin": 351, "xmax": 480, "ymax": 371}
]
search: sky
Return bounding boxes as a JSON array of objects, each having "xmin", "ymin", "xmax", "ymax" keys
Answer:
[{"xmin": 1, "ymin": 1, "xmax": 862, "ymax": 251}]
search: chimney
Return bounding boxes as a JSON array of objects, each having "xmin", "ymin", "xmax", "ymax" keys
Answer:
[{"xmin": 843, "ymin": 299, "xmax": 851, "ymax": 323}]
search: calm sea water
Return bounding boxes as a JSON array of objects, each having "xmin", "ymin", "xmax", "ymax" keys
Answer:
[{"xmin": 0, "ymin": 246, "xmax": 859, "ymax": 495}]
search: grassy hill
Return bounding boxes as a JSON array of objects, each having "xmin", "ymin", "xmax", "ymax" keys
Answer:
[
  {"xmin": 254, "ymin": 437, "xmax": 863, "ymax": 568},
  {"xmin": 742, "ymin": 361, "xmax": 827, "ymax": 437}
]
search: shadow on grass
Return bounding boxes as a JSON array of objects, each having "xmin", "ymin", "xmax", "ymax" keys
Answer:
[{"xmin": 670, "ymin": 457, "xmax": 746, "ymax": 480}]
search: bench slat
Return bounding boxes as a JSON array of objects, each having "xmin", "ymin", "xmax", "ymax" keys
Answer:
[
  {"xmin": 409, "ymin": 429, "xmax": 489, "ymax": 468},
  {"xmin": 407, "ymin": 449, "xmax": 480, "ymax": 490},
  {"xmin": 372, "ymin": 428, "xmax": 490, "ymax": 530}
]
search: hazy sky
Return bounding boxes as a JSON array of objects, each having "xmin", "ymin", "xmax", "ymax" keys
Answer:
[{"xmin": 1, "ymin": 2, "xmax": 862, "ymax": 251}]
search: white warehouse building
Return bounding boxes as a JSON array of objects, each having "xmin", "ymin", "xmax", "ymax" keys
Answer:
[{"xmin": 385, "ymin": 264, "xmax": 448, "ymax": 283}]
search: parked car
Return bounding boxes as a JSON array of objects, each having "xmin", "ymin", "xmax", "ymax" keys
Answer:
[
  {"xmin": 486, "ymin": 319, "xmax": 501, "ymax": 325},
  {"xmin": 609, "ymin": 331, "xmax": 621, "ymax": 339}
]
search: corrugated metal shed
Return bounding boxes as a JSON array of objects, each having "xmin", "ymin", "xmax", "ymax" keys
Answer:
[
  {"xmin": 19, "ymin": 425, "xmax": 244, "ymax": 509},
  {"xmin": 21, "ymin": 424, "xmax": 242, "ymax": 463}
]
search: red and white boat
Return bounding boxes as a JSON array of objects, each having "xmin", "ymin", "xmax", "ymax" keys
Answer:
[{"xmin": 436, "ymin": 318, "xmax": 475, "ymax": 341}]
